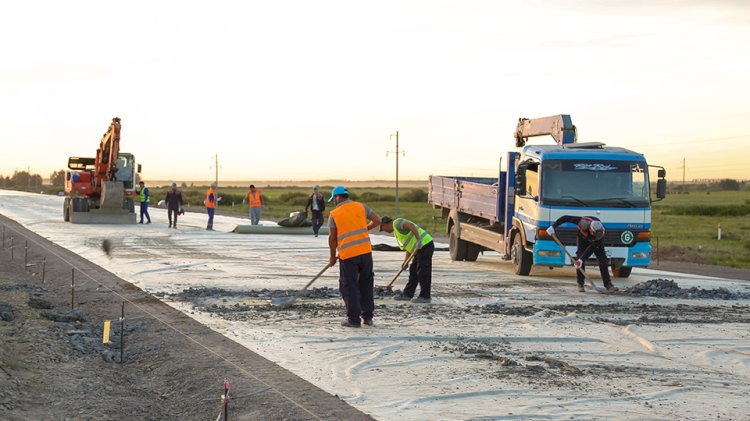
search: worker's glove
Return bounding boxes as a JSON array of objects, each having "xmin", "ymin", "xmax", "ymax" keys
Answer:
[
  {"xmin": 401, "ymin": 261, "xmax": 410, "ymax": 271},
  {"xmin": 574, "ymin": 259, "xmax": 583, "ymax": 269},
  {"xmin": 546, "ymin": 226, "xmax": 555, "ymax": 236}
]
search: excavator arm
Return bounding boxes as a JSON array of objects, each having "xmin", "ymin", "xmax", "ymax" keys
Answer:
[
  {"xmin": 514, "ymin": 114, "xmax": 576, "ymax": 147},
  {"xmin": 95, "ymin": 117, "xmax": 122, "ymax": 183}
]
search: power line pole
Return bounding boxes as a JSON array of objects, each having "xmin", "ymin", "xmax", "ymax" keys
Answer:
[
  {"xmin": 387, "ymin": 131, "xmax": 404, "ymax": 217},
  {"xmin": 210, "ymin": 154, "xmax": 220, "ymax": 187}
]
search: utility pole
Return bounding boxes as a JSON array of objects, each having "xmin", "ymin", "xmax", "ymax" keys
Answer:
[
  {"xmin": 210, "ymin": 154, "xmax": 221, "ymax": 187},
  {"xmin": 677, "ymin": 157, "xmax": 686, "ymax": 190},
  {"xmin": 387, "ymin": 131, "xmax": 405, "ymax": 217}
]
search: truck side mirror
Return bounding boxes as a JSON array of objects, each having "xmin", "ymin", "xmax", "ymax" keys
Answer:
[
  {"xmin": 137, "ymin": 164, "xmax": 142, "ymax": 174},
  {"xmin": 658, "ymin": 169, "xmax": 666, "ymax": 178},
  {"xmin": 656, "ymin": 178, "xmax": 666, "ymax": 199},
  {"xmin": 514, "ymin": 168, "xmax": 526, "ymax": 196}
]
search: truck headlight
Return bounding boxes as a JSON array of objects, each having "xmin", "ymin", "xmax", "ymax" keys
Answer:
[
  {"xmin": 631, "ymin": 252, "xmax": 650, "ymax": 259},
  {"xmin": 538, "ymin": 250, "xmax": 561, "ymax": 257}
]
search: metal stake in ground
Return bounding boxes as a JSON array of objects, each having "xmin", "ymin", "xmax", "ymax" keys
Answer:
[
  {"xmin": 71, "ymin": 268, "xmax": 75, "ymax": 310},
  {"xmin": 550, "ymin": 234, "xmax": 607, "ymax": 294},
  {"xmin": 223, "ymin": 378, "xmax": 230, "ymax": 421},
  {"xmin": 119, "ymin": 302, "xmax": 125, "ymax": 364},
  {"xmin": 42, "ymin": 257, "xmax": 46, "ymax": 283},
  {"xmin": 2, "ymin": 225, "xmax": 4, "ymax": 247},
  {"xmin": 10, "ymin": 236, "xmax": 14, "ymax": 259},
  {"xmin": 24, "ymin": 240, "xmax": 28, "ymax": 269}
]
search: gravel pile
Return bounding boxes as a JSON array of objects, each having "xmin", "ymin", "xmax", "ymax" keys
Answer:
[
  {"xmin": 624, "ymin": 279, "xmax": 750, "ymax": 300},
  {"xmin": 169, "ymin": 286, "xmax": 342, "ymax": 301}
]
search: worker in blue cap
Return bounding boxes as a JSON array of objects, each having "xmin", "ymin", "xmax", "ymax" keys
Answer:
[
  {"xmin": 165, "ymin": 182, "xmax": 183, "ymax": 229},
  {"xmin": 305, "ymin": 185, "xmax": 326, "ymax": 237},
  {"xmin": 327, "ymin": 186, "xmax": 382, "ymax": 328}
]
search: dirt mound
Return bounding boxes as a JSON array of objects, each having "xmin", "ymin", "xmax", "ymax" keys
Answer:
[{"xmin": 624, "ymin": 279, "xmax": 749, "ymax": 300}]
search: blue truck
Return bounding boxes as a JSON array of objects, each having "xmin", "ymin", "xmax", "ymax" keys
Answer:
[{"xmin": 428, "ymin": 115, "xmax": 666, "ymax": 277}]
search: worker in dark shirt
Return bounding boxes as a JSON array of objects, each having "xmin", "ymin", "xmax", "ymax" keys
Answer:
[
  {"xmin": 547, "ymin": 216, "xmax": 616, "ymax": 292},
  {"xmin": 165, "ymin": 182, "xmax": 183, "ymax": 229}
]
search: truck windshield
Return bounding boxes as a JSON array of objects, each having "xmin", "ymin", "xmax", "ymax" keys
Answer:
[{"xmin": 541, "ymin": 159, "xmax": 649, "ymax": 208}]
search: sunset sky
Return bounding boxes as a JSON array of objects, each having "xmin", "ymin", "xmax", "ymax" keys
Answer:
[{"xmin": 1, "ymin": 1, "xmax": 748, "ymax": 182}]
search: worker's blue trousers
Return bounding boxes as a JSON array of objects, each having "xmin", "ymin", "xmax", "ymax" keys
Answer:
[{"xmin": 139, "ymin": 202, "xmax": 151, "ymax": 223}]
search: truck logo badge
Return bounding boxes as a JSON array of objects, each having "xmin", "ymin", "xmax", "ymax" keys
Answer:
[
  {"xmin": 620, "ymin": 231, "xmax": 634, "ymax": 244},
  {"xmin": 573, "ymin": 163, "xmax": 617, "ymax": 171}
]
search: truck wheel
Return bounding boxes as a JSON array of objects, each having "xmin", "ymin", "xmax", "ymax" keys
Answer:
[
  {"xmin": 612, "ymin": 266, "xmax": 632, "ymax": 278},
  {"xmin": 511, "ymin": 233, "xmax": 532, "ymax": 276},
  {"xmin": 449, "ymin": 224, "xmax": 467, "ymax": 261},
  {"xmin": 63, "ymin": 198, "xmax": 71, "ymax": 222},
  {"xmin": 465, "ymin": 243, "xmax": 481, "ymax": 262}
]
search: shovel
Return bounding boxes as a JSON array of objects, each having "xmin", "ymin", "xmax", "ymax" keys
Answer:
[
  {"xmin": 550, "ymin": 234, "xmax": 608, "ymax": 294},
  {"xmin": 271, "ymin": 264, "xmax": 331, "ymax": 308},
  {"xmin": 385, "ymin": 248, "xmax": 418, "ymax": 292}
]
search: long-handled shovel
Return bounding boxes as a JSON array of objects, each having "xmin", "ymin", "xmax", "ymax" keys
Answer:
[
  {"xmin": 385, "ymin": 248, "xmax": 418, "ymax": 292},
  {"xmin": 271, "ymin": 264, "xmax": 331, "ymax": 308},
  {"xmin": 550, "ymin": 234, "xmax": 608, "ymax": 294}
]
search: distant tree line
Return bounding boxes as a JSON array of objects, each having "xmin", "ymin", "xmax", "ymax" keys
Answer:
[{"xmin": 0, "ymin": 171, "xmax": 44, "ymax": 189}]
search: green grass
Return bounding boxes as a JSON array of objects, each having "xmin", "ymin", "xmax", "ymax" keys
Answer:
[{"xmin": 651, "ymin": 190, "xmax": 750, "ymax": 268}]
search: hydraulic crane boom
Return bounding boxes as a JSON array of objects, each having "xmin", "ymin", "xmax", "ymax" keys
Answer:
[{"xmin": 514, "ymin": 114, "xmax": 577, "ymax": 147}]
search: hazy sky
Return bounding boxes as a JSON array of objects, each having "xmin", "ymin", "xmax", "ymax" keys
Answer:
[{"xmin": 1, "ymin": 0, "xmax": 749, "ymax": 182}]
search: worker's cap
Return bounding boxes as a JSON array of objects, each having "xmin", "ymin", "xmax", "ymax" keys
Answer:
[
  {"xmin": 328, "ymin": 186, "xmax": 349, "ymax": 202},
  {"xmin": 379, "ymin": 216, "xmax": 393, "ymax": 231},
  {"xmin": 313, "ymin": 185, "xmax": 319, "ymax": 190},
  {"xmin": 139, "ymin": 181, "xmax": 144, "ymax": 185},
  {"xmin": 171, "ymin": 182, "xmax": 177, "ymax": 187},
  {"xmin": 590, "ymin": 220, "xmax": 605, "ymax": 240},
  {"xmin": 210, "ymin": 182, "xmax": 217, "ymax": 188}
]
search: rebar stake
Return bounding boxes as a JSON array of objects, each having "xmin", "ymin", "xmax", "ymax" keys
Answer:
[
  {"xmin": 71, "ymin": 268, "xmax": 75, "ymax": 311},
  {"xmin": 42, "ymin": 257, "xmax": 46, "ymax": 283},
  {"xmin": 119, "ymin": 302, "xmax": 125, "ymax": 364}
]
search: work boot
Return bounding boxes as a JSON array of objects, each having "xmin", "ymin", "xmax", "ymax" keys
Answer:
[
  {"xmin": 411, "ymin": 297, "xmax": 432, "ymax": 304},
  {"xmin": 341, "ymin": 319, "xmax": 361, "ymax": 328},
  {"xmin": 363, "ymin": 319, "xmax": 373, "ymax": 326},
  {"xmin": 577, "ymin": 284, "xmax": 585, "ymax": 293},
  {"xmin": 394, "ymin": 294, "xmax": 412, "ymax": 301},
  {"xmin": 604, "ymin": 283, "xmax": 618, "ymax": 292},
  {"xmin": 168, "ymin": 223, "xmax": 172, "ymax": 228},
  {"xmin": 172, "ymin": 225, "xmax": 177, "ymax": 229}
]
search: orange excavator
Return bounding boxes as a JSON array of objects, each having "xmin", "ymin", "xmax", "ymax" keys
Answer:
[{"xmin": 63, "ymin": 117, "xmax": 141, "ymax": 223}]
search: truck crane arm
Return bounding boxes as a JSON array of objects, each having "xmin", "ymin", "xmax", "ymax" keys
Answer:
[{"xmin": 514, "ymin": 114, "xmax": 576, "ymax": 147}]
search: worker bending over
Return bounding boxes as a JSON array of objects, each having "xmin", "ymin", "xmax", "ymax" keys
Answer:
[
  {"xmin": 328, "ymin": 186, "xmax": 381, "ymax": 328},
  {"xmin": 380, "ymin": 216, "xmax": 434, "ymax": 303},
  {"xmin": 547, "ymin": 216, "xmax": 617, "ymax": 292}
]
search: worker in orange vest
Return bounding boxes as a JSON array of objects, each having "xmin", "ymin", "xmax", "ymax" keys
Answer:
[
  {"xmin": 205, "ymin": 182, "xmax": 217, "ymax": 231},
  {"xmin": 328, "ymin": 186, "xmax": 381, "ymax": 328},
  {"xmin": 244, "ymin": 184, "xmax": 264, "ymax": 225}
]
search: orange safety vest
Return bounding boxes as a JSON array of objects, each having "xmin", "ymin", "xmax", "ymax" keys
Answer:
[
  {"xmin": 206, "ymin": 188, "xmax": 216, "ymax": 209},
  {"xmin": 247, "ymin": 190, "xmax": 262, "ymax": 208},
  {"xmin": 330, "ymin": 201, "xmax": 372, "ymax": 260}
]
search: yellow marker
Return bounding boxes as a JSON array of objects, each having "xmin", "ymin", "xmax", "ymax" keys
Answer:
[{"xmin": 103, "ymin": 320, "xmax": 111, "ymax": 344}]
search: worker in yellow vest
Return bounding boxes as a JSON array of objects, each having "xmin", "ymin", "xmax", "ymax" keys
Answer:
[
  {"xmin": 379, "ymin": 216, "xmax": 434, "ymax": 303},
  {"xmin": 328, "ymin": 186, "xmax": 382, "ymax": 328},
  {"xmin": 244, "ymin": 184, "xmax": 264, "ymax": 225}
]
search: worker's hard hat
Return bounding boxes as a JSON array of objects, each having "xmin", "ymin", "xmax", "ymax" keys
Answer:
[
  {"xmin": 313, "ymin": 185, "xmax": 319, "ymax": 190},
  {"xmin": 171, "ymin": 182, "xmax": 177, "ymax": 187},
  {"xmin": 590, "ymin": 220, "xmax": 605, "ymax": 240},
  {"xmin": 328, "ymin": 186, "xmax": 349, "ymax": 202},
  {"xmin": 210, "ymin": 182, "xmax": 217, "ymax": 188}
]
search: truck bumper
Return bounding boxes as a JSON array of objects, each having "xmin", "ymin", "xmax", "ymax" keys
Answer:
[{"xmin": 533, "ymin": 240, "xmax": 651, "ymax": 267}]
